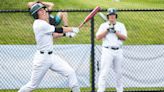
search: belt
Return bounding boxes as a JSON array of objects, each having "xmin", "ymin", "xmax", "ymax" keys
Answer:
[
  {"xmin": 104, "ymin": 46, "xmax": 119, "ymax": 50},
  {"xmin": 40, "ymin": 51, "xmax": 53, "ymax": 55}
]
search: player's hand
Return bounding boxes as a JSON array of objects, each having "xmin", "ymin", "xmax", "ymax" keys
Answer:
[
  {"xmin": 107, "ymin": 28, "xmax": 116, "ymax": 33},
  {"xmin": 65, "ymin": 32, "xmax": 76, "ymax": 38},
  {"xmin": 72, "ymin": 27, "xmax": 79, "ymax": 33},
  {"xmin": 107, "ymin": 24, "xmax": 116, "ymax": 33}
]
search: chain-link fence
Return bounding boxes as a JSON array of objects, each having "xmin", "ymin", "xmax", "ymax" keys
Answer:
[{"xmin": 0, "ymin": 9, "xmax": 164, "ymax": 92}]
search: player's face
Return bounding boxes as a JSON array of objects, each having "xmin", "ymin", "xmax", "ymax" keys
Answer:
[
  {"xmin": 108, "ymin": 14, "xmax": 116, "ymax": 23},
  {"xmin": 38, "ymin": 8, "xmax": 49, "ymax": 20}
]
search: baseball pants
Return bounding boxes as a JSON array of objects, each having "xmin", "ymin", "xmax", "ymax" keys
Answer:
[
  {"xmin": 97, "ymin": 47, "xmax": 123, "ymax": 92},
  {"xmin": 18, "ymin": 51, "xmax": 79, "ymax": 92}
]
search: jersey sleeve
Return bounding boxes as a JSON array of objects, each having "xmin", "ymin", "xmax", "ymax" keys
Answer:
[
  {"xmin": 42, "ymin": 21, "xmax": 55, "ymax": 34},
  {"xmin": 96, "ymin": 23, "xmax": 107, "ymax": 37},
  {"xmin": 120, "ymin": 24, "xmax": 127, "ymax": 37},
  {"xmin": 34, "ymin": 20, "xmax": 55, "ymax": 34}
]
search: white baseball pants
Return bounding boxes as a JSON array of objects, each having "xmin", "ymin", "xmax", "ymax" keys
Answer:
[
  {"xmin": 97, "ymin": 47, "xmax": 123, "ymax": 92},
  {"xmin": 18, "ymin": 51, "xmax": 80, "ymax": 92}
]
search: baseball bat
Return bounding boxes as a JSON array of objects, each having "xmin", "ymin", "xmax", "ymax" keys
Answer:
[
  {"xmin": 78, "ymin": 6, "xmax": 101, "ymax": 29},
  {"xmin": 98, "ymin": 12, "xmax": 108, "ymax": 21}
]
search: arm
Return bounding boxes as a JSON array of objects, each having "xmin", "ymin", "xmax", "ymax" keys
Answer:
[
  {"xmin": 27, "ymin": 2, "xmax": 36, "ymax": 8},
  {"xmin": 115, "ymin": 32, "xmax": 127, "ymax": 41},
  {"xmin": 53, "ymin": 33, "xmax": 64, "ymax": 38},
  {"xmin": 40, "ymin": 20, "xmax": 79, "ymax": 38},
  {"xmin": 53, "ymin": 26, "xmax": 79, "ymax": 38},
  {"xmin": 27, "ymin": 1, "xmax": 54, "ymax": 10},
  {"xmin": 41, "ymin": 2, "xmax": 54, "ymax": 10},
  {"xmin": 96, "ymin": 30, "xmax": 108, "ymax": 40},
  {"xmin": 54, "ymin": 26, "xmax": 79, "ymax": 33},
  {"xmin": 96, "ymin": 23, "xmax": 109, "ymax": 40},
  {"xmin": 115, "ymin": 24, "xmax": 127, "ymax": 41}
]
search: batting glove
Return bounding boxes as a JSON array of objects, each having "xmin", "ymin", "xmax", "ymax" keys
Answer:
[
  {"xmin": 107, "ymin": 28, "xmax": 116, "ymax": 33},
  {"xmin": 72, "ymin": 27, "xmax": 79, "ymax": 33},
  {"xmin": 65, "ymin": 32, "xmax": 76, "ymax": 38},
  {"xmin": 107, "ymin": 24, "xmax": 116, "ymax": 33}
]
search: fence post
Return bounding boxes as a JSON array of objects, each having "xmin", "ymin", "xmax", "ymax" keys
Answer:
[{"xmin": 90, "ymin": 17, "xmax": 95, "ymax": 92}]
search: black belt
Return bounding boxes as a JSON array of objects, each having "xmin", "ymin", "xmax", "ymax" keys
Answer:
[
  {"xmin": 104, "ymin": 46, "xmax": 119, "ymax": 50},
  {"xmin": 40, "ymin": 51, "xmax": 53, "ymax": 55}
]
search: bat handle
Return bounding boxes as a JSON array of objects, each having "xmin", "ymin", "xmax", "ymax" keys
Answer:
[{"xmin": 78, "ymin": 22, "xmax": 85, "ymax": 29}]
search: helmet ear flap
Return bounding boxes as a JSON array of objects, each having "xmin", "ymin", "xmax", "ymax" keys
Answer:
[
  {"xmin": 107, "ymin": 14, "xmax": 118, "ymax": 19},
  {"xmin": 116, "ymin": 14, "xmax": 118, "ymax": 18},
  {"xmin": 33, "ymin": 13, "xmax": 39, "ymax": 19},
  {"xmin": 107, "ymin": 15, "xmax": 109, "ymax": 20}
]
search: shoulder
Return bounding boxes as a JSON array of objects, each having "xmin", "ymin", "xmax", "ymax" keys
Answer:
[
  {"xmin": 100, "ymin": 22, "xmax": 109, "ymax": 27},
  {"xmin": 33, "ymin": 19, "xmax": 46, "ymax": 24},
  {"xmin": 33, "ymin": 20, "xmax": 50, "ymax": 31},
  {"xmin": 33, "ymin": 20, "xmax": 48, "ymax": 27},
  {"xmin": 116, "ymin": 21, "xmax": 125, "ymax": 26}
]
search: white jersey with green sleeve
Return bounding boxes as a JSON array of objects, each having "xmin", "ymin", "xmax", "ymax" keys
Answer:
[{"xmin": 33, "ymin": 19, "xmax": 55, "ymax": 51}]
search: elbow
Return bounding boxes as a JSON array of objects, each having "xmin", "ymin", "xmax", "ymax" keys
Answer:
[
  {"xmin": 121, "ymin": 36, "xmax": 127, "ymax": 41},
  {"xmin": 96, "ymin": 36, "xmax": 102, "ymax": 41},
  {"xmin": 51, "ymin": 3, "xmax": 55, "ymax": 7},
  {"xmin": 27, "ymin": 2, "xmax": 33, "ymax": 8},
  {"xmin": 49, "ymin": 3, "xmax": 54, "ymax": 10}
]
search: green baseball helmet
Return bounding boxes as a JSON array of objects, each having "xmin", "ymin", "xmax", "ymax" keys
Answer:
[
  {"xmin": 107, "ymin": 8, "xmax": 118, "ymax": 18},
  {"xmin": 30, "ymin": 3, "xmax": 46, "ymax": 19}
]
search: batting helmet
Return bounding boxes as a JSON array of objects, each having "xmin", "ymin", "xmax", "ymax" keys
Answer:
[
  {"xmin": 30, "ymin": 3, "xmax": 46, "ymax": 19},
  {"xmin": 107, "ymin": 8, "xmax": 118, "ymax": 19}
]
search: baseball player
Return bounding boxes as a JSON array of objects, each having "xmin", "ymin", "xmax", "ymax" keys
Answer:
[
  {"xmin": 96, "ymin": 8, "xmax": 127, "ymax": 92},
  {"xmin": 18, "ymin": 3, "xmax": 80, "ymax": 92},
  {"xmin": 27, "ymin": 0, "xmax": 68, "ymax": 27}
]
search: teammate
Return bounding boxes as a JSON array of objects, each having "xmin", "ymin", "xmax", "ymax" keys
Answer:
[
  {"xmin": 27, "ymin": 0, "xmax": 68, "ymax": 27},
  {"xmin": 18, "ymin": 3, "xmax": 80, "ymax": 92},
  {"xmin": 96, "ymin": 8, "xmax": 127, "ymax": 92}
]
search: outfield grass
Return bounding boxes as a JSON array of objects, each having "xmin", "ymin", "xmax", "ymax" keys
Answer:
[
  {"xmin": 1, "ymin": 87, "xmax": 164, "ymax": 92},
  {"xmin": 0, "ymin": 0, "xmax": 164, "ymax": 10},
  {"xmin": 0, "ymin": 11, "xmax": 163, "ymax": 45},
  {"xmin": 0, "ymin": 0, "xmax": 164, "ymax": 45}
]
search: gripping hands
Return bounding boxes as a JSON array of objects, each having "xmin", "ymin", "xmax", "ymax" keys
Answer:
[
  {"xmin": 64, "ymin": 27, "xmax": 79, "ymax": 38},
  {"xmin": 107, "ymin": 24, "xmax": 116, "ymax": 33},
  {"xmin": 65, "ymin": 32, "xmax": 76, "ymax": 38},
  {"xmin": 72, "ymin": 27, "xmax": 79, "ymax": 33}
]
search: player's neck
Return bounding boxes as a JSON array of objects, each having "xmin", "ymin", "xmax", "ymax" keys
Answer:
[
  {"xmin": 39, "ymin": 17, "xmax": 49, "ymax": 23},
  {"xmin": 109, "ymin": 20, "xmax": 116, "ymax": 25}
]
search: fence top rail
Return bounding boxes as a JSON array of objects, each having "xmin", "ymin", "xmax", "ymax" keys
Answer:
[{"xmin": 0, "ymin": 9, "xmax": 164, "ymax": 13}]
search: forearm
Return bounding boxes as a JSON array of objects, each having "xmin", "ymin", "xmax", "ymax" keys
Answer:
[
  {"xmin": 115, "ymin": 31, "xmax": 127, "ymax": 41},
  {"xmin": 54, "ymin": 27, "xmax": 73, "ymax": 33},
  {"xmin": 27, "ymin": 2, "xmax": 36, "ymax": 8},
  {"xmin": 41, "ymin": 2, "xmax": 54, "ymax": 10},
  {"xmin": 53, "ymin": 27, "xmax": 78, "ymax": 38},
  {"xmin": 53, "ymin": 33, "xmax": 64, "ymax": 38},
  {"xmin": 27, "ymin": 1, "xmax": 54, "ymax": 10},
  {"xmin": 96, "ymin": 30, "xmax": 108, "ymax": 40},
  {"xmin": 62, "ymin": 27, "xmax": 73, "ymax": 33}
]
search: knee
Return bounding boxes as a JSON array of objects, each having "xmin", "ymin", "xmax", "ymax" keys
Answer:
[
  {"xmin": 61, "ymin": 12, "xmax": 68, "ymax": 16},
  {"xmin": 98, "ymin": 73, "xmax": 108, "ymax": 81},
  {"xmin": 18, "ymin": 87, "xmax": 34, "ymax": 92},
  {"xmin": 57, "ymin": 12, "xmax": 67, "ymax": 18},
  {"xmin": 67, "ymin": 68, "xmax": 76, "ymax": 76},
  {"xmin": 99, "ymin": 70, "xmax": 108, "ymax": 78}
]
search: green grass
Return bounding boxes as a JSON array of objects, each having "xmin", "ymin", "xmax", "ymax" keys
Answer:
[
  {"xmin": 0, "ymin": 11, "xmax": 163, "ymax": 45},
  {"xmin": 0, "ymin": 0, "xmax": 164, "ymax": 45},
  {"xmin": 0, "ymin": 0, "xmax": 164, "ymax": 10},
  {"xmin": 1, "ymin": 87, "xmax": 164, "ymax": 92}
]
